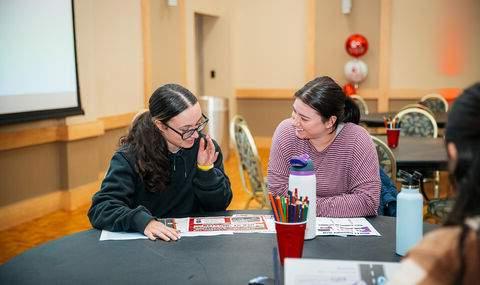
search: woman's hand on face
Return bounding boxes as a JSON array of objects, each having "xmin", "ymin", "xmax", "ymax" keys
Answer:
[
  {"xmin": 197, "ymin": 134, "xmax": 219, "ymax": 166},
  {"xmin": 144, "ymin": 220, "xmax": 180, "ymax": 241}
]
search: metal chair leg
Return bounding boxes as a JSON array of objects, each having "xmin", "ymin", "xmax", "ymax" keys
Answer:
[{"xmin": 433, "ymin": 171, "xmax": 440, "ymax": 199}]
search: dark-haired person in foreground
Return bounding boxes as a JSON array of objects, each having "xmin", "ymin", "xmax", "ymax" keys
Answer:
[
  {"xmin": 88, "ymin": 84, "xmax": 232, "ymax": 241},
  {"xmin": 388, "ymin": 83, "xmax": 480, "ymax": 284},
  {"xmin": 267, "ymin": 76, "xmax": 380, "ymax": 217}
]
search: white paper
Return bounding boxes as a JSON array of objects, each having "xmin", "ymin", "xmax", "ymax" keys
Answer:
[
  {"xmin": 316, "ymin": 217, "xmax": 381, "ymax": 236},
  {"xmin": 285, "ymin": 258, "xmax": 400, "ymax": 285},
  {"xmin": 100, "ymin": 230, "xmax": 148, "ymax": 241}
]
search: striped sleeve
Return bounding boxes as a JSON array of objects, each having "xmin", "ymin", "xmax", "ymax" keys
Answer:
[
  {"xmin": 267, "ymin": 120, "xmax": 292, "ymax": 197},
  {"xmin": 316, "ymin": 130, "xmax": 380, "ymax": 217}
]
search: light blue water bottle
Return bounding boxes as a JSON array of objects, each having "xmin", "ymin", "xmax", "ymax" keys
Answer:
[{"xmin": 396, "ymin": 170, "xmax": 424, "ymax": 256}]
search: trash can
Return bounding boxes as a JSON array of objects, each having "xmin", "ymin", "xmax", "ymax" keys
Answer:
[{"xmin": 198, "ymin": 96, "xmax": 229, "ymax": 161}]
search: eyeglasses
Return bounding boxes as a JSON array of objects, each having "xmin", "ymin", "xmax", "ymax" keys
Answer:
[{"xmin": 165, "ymin": 114, "xmax": 209, "ymax": 140}]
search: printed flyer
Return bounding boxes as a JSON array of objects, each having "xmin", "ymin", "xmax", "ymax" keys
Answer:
[{"xmin": 175, "ymin": 214, "xmax": 275, "ymax": 236}]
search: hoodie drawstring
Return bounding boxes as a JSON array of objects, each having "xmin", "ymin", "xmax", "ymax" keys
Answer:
[{"xmin": 171, "ymin": 151, "xmax": 187, "ymax": 178}]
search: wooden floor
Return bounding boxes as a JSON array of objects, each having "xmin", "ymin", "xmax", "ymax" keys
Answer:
[
  {"xmin": 0, "ymin": 147, "xmax": 448, "ymax": 264},
  {"xmin": 0, "ymin": 148, "xmax": 270, "ymax": 264}
]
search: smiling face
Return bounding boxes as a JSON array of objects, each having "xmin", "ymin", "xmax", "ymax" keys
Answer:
[
  {"xmin": 291, "ymin": 98, "xmax": 337, "ymax": 140},
  {"xmin": 155, "ymin": 102, "xmax": 204, "ymax": 151}
]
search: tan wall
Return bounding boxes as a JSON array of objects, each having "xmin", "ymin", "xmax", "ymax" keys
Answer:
[
  {"xmin": 316, "ymin": 0, "xmax": 380, "ymax": 88},
  {"xmin": 186, "ymin": 0, "xmax": 228, "ymax": 93},
  {"xmin": 0, "ymin": 127, "xmax": 126, "ymax": 208},
  {"xmin": 200, "ymin": 14, "xmax": 231, "ymax": 100},
  {"xmin": 147, "ymin": 0, "xmax": 235, "ymax": 119},
  {"xmin": 97, "ymin": 128, "xmax": 128, "ymax": 172},
  {"xmin": 389, "ymin": 99, "xmax": 420, "ymax": 112},
  {"xmin": 185, "ymin": 0, "xmax": 233, "ymax": 104},
  {"xmin": 390, "ymin": 0, "xmax": 480, "ymax": 89},
  {"xmin": 365, "ymin": 99, "xmax": 378, "ymax": 113},
  {"xmin": 236, "ymin": 99, "xmax": 292, "ymax": 137},
  {"xmin": 0, "ymin": 143, "xmax": 62, "ymax": 206},
  {"xmin": 149, "ymin": 0, "xmax": 184, "ymax": 93},
  {"xmin": 231, "ymin": 0, "xmax": 306, "ymax": 89},
  {"xmin": 68, "ymin": 0, "xmax": 143, "ymax": 124}
]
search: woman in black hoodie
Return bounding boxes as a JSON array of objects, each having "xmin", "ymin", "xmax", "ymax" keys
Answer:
[{"xmin": 88, "ymin": 84, "xmax": 232, "ymax": 241}]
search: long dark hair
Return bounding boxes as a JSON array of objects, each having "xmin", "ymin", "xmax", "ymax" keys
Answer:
[
  {"xmin": 294, "ymin": 76, "xmax": 360, "ymax": 132},
  {"xmin": 443, "ymin": 83, "xmax": 480, "ymax": 284},
  {"xmin": 119, "ymin": 84, "xmax": 197, "ymax": 192}
]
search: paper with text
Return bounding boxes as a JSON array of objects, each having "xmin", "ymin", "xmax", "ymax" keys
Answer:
[
  {"xmin": 285, "ymin": 258, "xmax": 400, "ymax": 285},
  {"xmin": 175, "ymin": 214, "xmax": 275, "ymax": 237},
  {"xmin": 316, "ymin": 217, "xmax": 381, "ymax": 237}
]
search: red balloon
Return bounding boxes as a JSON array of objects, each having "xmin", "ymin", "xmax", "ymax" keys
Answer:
[
  {"xmin": 343, "ymin": 83, "xmax": 356, "ymax": 96},
  {"xmin": 345, "ymin": 34, "xmax": 368, "ymax": 58}
]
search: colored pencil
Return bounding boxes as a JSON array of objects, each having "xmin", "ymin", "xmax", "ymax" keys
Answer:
[{"xmin": 268, "ymin": 192, "xmax": 279, "ymax": 221}]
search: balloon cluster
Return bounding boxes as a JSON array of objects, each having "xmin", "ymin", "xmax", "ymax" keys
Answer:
[{"xmin": 343, "ymin": 34, "xmax": 368, "ymax": 96}]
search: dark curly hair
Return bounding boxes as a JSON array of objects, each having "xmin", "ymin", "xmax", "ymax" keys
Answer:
[{"xmin": 119, "ymin": 84, "xmax": 197, "ymax": 192}]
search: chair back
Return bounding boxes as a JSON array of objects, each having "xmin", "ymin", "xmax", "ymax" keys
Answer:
[
  {"xmin": 399, "ymin": 103, "xmax": 434, "ymax": 115},
  {"xmin": 371, "ymin": 135, "xmax": 397, "ymax": 182},
  {"xmin": 350, "ymin": 95, "xmax": 369, "ymax": 115},
  {"xmin": 420, "ymin": 93, "xmax": 448, "ymax": 113},
  {"xmin": 394, "ymin": 108, "xmax": 438, "ymax": 138},
  {"xmin": 230, "ymin": 115, "xmax": 268, "ymax": 208}
]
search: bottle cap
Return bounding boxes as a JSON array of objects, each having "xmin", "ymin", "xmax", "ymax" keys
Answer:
[
  {"xmin": 289, "ymin": 154, "xmax": 314, "ymax": 173},
  {"xmin": 398, "ymin": 170, "xmax": 421, "ymax": 187}
]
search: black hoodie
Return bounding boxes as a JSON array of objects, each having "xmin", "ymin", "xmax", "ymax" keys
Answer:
[{"xmin": 88, "ymin": 138, "xmax": 232, "ymax": 233}]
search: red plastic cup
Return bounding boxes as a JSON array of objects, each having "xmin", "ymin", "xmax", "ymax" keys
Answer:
[
  {"xmin": 386, "ymin": 128, "xmax": 400, "ymax": 149},
  {"xmin": 274, "ymin": 221, "xmax": 307, "ymax": 265}
]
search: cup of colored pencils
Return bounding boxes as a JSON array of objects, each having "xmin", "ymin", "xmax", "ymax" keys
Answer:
[
  {"xmin": 268, "ymin": 191, "xmax": 309, "ymax": 223},
  {"xmin": 269, "ymin": 191, "xmax": 309, "ymax": 265}
]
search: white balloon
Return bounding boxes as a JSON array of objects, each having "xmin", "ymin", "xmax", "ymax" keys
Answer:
[{"xmin": 344, "ymin": 59, "xmax": 368, "ymax": 83}]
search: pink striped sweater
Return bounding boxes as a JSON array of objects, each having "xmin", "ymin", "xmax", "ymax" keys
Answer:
[{"xmin": 267, "ymin": 119, "xmax": 380, "ymax": 217}]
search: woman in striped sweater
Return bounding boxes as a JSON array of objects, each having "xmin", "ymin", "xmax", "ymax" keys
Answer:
[{"xmin": 267, "ymin": 76, "xmax": 380, "ymax": 217}]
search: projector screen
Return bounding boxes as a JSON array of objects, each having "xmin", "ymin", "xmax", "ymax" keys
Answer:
[{"xmin": 0, "ymin": 0, "xmax": 83, "ymax": 125}]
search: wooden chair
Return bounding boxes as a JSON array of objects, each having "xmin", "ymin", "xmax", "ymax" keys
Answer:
[
  {"xmin": 394, "ymin": 108, "xmax": 448, "ymax": 219},
  {"xmin": 230, "ymin": 115, "xmax": 269, "ymax": 209},
  {"xmin": 351, "ymin": 95, "xmax": 369, "ymax": 115},
  {"xmin": 394, "ymin": 107, "xmax": 438, "ymax": 138},
  {"xmin": 371, "ymin": 135, "xmax": 397, "ymax": 183},
  {"xmin": 399, "ymin": 103, "xmax": 434, "ymax": 115},
  {"xmin": 420, "ymin": 93, "xmax": 449, "ymax": 113}
]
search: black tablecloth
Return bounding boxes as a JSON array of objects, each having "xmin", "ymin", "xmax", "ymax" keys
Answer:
[
  {"xmin": 376, "ymin": 135, "xmax": 447, "ymax": 171},
  {"xmin": 0, "ymin": 212, "xmax": 437, "ymax": 285}
]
